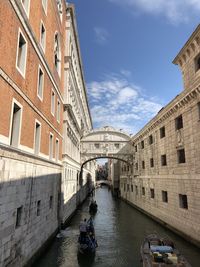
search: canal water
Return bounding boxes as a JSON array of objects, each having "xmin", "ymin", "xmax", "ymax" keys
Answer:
[{"xmin": 33, "ymin": 187, "xmax": 200, "ymax": 267}]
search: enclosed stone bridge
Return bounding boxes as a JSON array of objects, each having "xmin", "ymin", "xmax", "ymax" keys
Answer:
[
  {"xmin": 96, "ymin": 180, "xmax": 111, "ymax": 186},
  {"xmin": 80, "ymin": 126, "xmax": 133, "ymax": 167}
]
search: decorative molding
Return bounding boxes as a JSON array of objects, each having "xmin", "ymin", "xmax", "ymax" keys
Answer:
[
  {"xmin": 64, "ymin": 104, "xmax": 81, "ymax": 134},
  {"xmin": 133, "ymin": 86, "xmax": 200, "ymax": 143},
  {"xmin": 0, "ymin": 143, "xmax": 62, "ymax": 168}
]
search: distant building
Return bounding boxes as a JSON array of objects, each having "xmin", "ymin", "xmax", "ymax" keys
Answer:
[
  {"xmin": 96, "ymin": 163, "xmax": 108, "ymax": 180},
  {"xmin": 108, "ymin": 159, "xmax": 120, "ymax": 196}
]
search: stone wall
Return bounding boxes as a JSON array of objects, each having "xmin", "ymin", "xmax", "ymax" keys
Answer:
[
  {"xmin": 120, "ymin": 86, "xmax": 200, "ymax": 247},
  {"xmin": 0, "ymin": 145, "xmax": 62, "ymax": 266}
]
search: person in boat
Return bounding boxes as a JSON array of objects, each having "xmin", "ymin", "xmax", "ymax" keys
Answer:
[
  {"xmin": 87, "ymin": 216, "xmax": 95, "ymax": 235},
  {"xmin": 87, "ymin": 218, "xmax": 98, "ymax": 250},
  {"xmin": 89, "ymin": 199, "xmax": 96, "ymax": 211},
  {"xmin": 79, "ymin": 218, "xmax": 87, "ymax": 241}
]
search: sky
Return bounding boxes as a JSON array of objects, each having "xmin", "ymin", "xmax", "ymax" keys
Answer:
[{"xmin": 68, "ymin": 0, "xmax": 200, "ymax": 136}]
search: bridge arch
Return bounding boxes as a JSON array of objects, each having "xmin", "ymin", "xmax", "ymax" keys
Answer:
[
  {"xmin": 81, "ymin": 156, "xmax": 131, "ymax": 169},
  {"xmin": 80, "ymin": 155, "xmax": 132, "ymax": 188}
]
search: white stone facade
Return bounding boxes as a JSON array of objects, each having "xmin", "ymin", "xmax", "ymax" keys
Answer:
[
  {"xmin": 120, "ymin": 25, "xmax": 200, "ymax": 247},
  {"xmin": 61, "ymin": 4, "xmax": 96, "ymax": 225}
]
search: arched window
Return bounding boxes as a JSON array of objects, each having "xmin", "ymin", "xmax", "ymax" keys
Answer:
[
  {"xmin": 54, "ymin": 33, "xmax": 61, "ymax": 75},
  {"xmin": 56, "ymin": 0, "xmax": 63, "ymax": 21}
]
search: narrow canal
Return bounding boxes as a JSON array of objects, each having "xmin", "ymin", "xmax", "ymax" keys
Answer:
[{"xmin": 33, "ymin": 187, "xmax": 200, "ymax": 267}]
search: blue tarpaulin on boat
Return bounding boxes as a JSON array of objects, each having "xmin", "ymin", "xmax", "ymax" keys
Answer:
[{"xmin": 150, "ymin": 245, "xmax": 173, "ymax": 253}]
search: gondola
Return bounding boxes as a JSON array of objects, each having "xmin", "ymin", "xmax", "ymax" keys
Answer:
[
  {"xmin": 140, "ymin": 233, "xmax": 191, "ymax": 267},
  {"xmin": 78, "ymin": 217, "xmax": 98, "ymax": 255},
  {"xmin": 89, "ymin": 201, "xmax": 98, "ymax": 214},
  {"xmin": 78, "ymin": 234, "xmax": 97, "ymax": 254}
]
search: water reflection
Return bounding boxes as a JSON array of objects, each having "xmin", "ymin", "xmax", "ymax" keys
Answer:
[{"xmin": 33, "ymin": 187, "xmax": 200, "ymax": 267}]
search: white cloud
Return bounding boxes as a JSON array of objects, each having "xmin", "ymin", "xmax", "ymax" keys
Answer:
[
  {"xmin": 108, "ymin": 0, "xmax": 200, "ymax": 24},
  {"xmin": 87, "ymin": 72, "xmax": 163, "ymax": 135},
  {"xmin": 94, "ymin": 27, "xmax": 109, "ymax": 44}
]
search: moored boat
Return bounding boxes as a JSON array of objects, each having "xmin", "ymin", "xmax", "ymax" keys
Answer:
[{"xmin": 140, "ymin": 233, "xmax": 191, "ymax": 267}]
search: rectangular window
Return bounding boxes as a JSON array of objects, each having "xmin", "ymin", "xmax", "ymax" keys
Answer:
[
  {"xmin": 21, "ymin": 0, "xmax": 30, "ymax": 16},
  {"xmin": 127, "ymin": 184, "xmax": 129, "ymax": 192},
  {"xmin": 135, "ymin": 145, "xmax": 137, "ymax": 152},
  {"xmin": 94, "ymin": 143, "xmax": 100, "ymax": 148},
  {"xmin": 135, "ymin": 162, "xmax": 138, "ymax": 170},
  {"xmin": 51, "ymin": 90, "xmax": 55, "ymax": 115},
  {"xmin": 55, "ymin": 139, "xmax": 59, "ymax": 162},
  {"xmin": 135, "ymin": 185, "xmax": 138, "ymax": 195},
  {"xmin": 40, "ymin": 22, "xmax": 46, "ymax": 51},
  {"xmin": 142, "ymin": 160, "xmax": 145, "ymax": 169},
  {"xmin": 37, "ymin": 200, "xmax": 41, "ymax": 216},
  {"xmin": 150, "ymin": 188, "xmax": 155, "ymax": 199},
  {"xmin": 37, "ymin": 66, "xmax": 44, "ymax": 100},
  {"xmin": 34, "ymin": 121, "xmax": 41, "ymax": 155},
  {"xmin": 124, "ymin": 184, "xmax": 126, "ymax": 191},
  {"xmin": 162, "ymin": 191, "xmax": 168, "ymax": 203},
  {"xmin": 161, "ymin": 154, "xmax": 167, "ymax": 166},
  {"xmin": 160, "ymin": 126, "xmax": 165, "ymax": 138},
  {"xmin": 115, "ymin": 143, "xmax": 120, "ymax": 149},
  {"xmin": 175, "ymin": 115, "xmax": 183, "ymax": 130},
  {"xmin": 149, "ymin": 135, "xmax": 153, "ymax": 145},
  {"xmin": 49, "ymin": 196, "xmax": 53, "ymax": 209},
  {"xmin": 177, "ymin": 149, "xmax": 186, "ymax": 164},
  {"xmin": 57, "ymin": 100, "xmax": 60, "ymax": 122},
  {"xmin": 131, "ymin": 185, "xmax": 133, "ymax": 192},
  {"xmin": 42, "ymin": 0, "xmax": 48, "ymax": 14},
  {"xmin": 195, "ymin": 54, "xmax": 200, "ymax": 72},
  {"xmin": 49, "ymin": 133, "xmax": 53, "ymax": 160},
  {"xmin": 179, "ymin": 194, "xmax": 188, "ymax": 209},
  {"xmin": 142, "ymin": 187, "xmax": 145, "ymax": 196},
  {"xmin": 141, "ymin": 140, "xmax": 144, "ymax": 149},
  {"xmin": 197, "ymin": 102, "xmax": 200, "ymax": 119},
  {"xmin": 10, "ymin": 102, "xmax": 22, "ymax": 148},
  {"xmin": 150, "ymin": 158, "xmax": 154, "ymax": 168},
  {"xmin": 16, "ymin": 29, "xmax": 27, "ymax": 77},
  {"xmin": 16, "ymin": 206, "xmax": 23, "ymax": 228}
]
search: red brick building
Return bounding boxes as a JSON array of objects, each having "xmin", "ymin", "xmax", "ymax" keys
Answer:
[
  {"xmin": 0, "ymin": 0, "xmax": 65, "ymax": 160},
  {"xmin": 0, "ymin": 1, "xmax": 67, "ymax": 265}
]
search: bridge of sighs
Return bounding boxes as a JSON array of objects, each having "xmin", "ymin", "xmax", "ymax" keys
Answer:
[{"xmin": 80, "ymin": 126, "xmax": 133, "ymax": 181}]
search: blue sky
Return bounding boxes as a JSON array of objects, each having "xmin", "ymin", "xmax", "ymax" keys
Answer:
[{"xmin": 68, "ymin": 0, "xmax": 200, "ymax": 135}]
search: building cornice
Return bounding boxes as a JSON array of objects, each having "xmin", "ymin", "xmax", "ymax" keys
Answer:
[
  {"xmin": 66, "ymin": 4, "xmax": 93, "ymax": 128},
  {"xmin": 0, "ymin": 143, "xmax": 62, "ymax": 168},
  {"xmin": 132, "ymin": 85, "xmax": 200, "ymax": 143},
  {"xmin": 64, "ymin": 104, "xmax": 82, "ymax": 134},
  {"xmin": 65, "ymin": 58, "xmax": 89, "ymax": 130},
  {"xmin": 173, "ymin": 24, "xmax": 200, "ymax": 66}
]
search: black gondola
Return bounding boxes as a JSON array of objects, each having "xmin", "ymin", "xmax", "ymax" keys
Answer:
[
  {"xmin": 89, "ymin": 201, "xmax": 98, "ymax": 214},
  {"xmin": 78, "ymin": 217, "xmax": 98, "ymax": 255}
]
